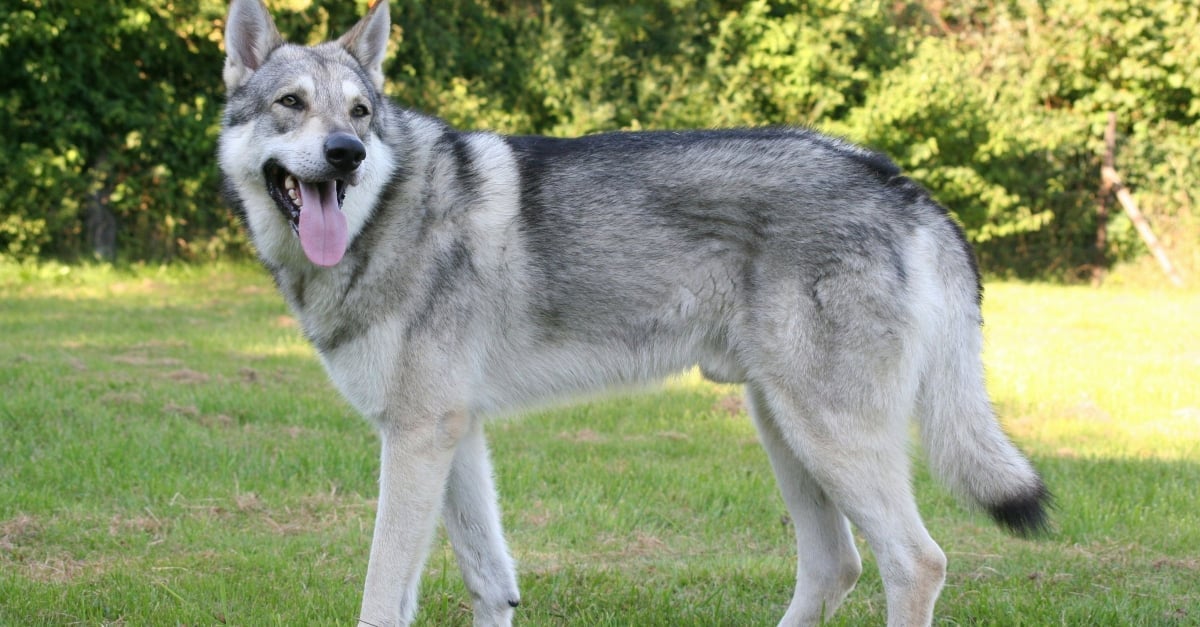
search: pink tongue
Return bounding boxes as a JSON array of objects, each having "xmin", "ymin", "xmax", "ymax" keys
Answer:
[{"xmin": 297, "ymin": 180, "xmax": 348, "ymax": 267}]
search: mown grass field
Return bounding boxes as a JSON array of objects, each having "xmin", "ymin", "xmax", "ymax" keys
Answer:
[{"xmin": 1, "ymin": 262, "xmax": 1197, "ymax": 625}]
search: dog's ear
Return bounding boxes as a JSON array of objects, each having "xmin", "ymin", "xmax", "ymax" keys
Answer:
[
  {"xmin": 338, "ymin": 0, "xmax": 391, "ymax": 91},
  {"xmin": 223, "ymin": 0, "xmax": 284, "ymax": 90}
]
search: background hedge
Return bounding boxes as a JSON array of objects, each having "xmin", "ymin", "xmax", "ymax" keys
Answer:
[{"xmin": 2, "ymin": 0, "xmax": 1196, "ymax": 279}]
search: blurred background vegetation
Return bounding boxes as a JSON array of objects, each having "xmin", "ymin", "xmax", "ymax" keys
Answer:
[{"xmin": 1, "ymin": 0, "xmax": 1196, "ymax": 279}]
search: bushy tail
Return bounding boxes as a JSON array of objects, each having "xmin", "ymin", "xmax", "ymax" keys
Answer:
[{"xmin": 916, "ymin": 233, "xmax": 1050, "ymax": 536}]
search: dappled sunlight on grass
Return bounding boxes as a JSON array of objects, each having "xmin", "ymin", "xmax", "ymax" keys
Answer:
[
  {"xmin": 2, "ymin": 261, "xmax": 309, "ymax": 364},
  {"xmin": 664, "ymin": 367, "xmax": 739, "ymax": 396},
  {"xmin": 233, "ymin": 338, "xmax": 315, "ymax": 360},
  {"xmin": 0, "ymin": 261, "xmax": 275, "ymax": 302},
  {"xmin": 983, "ymin": 282, "xmax": 1200, "ymax": 462}
]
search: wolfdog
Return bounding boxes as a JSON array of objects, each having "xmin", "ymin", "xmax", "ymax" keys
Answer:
[{"xmin": 218, "ymin": 1, "xmax": 1049, "ymax": 625}]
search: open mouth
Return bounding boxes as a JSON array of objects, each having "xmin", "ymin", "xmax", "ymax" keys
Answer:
[
  {"xmin": 263, "ymin": 161, "xmax": 350, "ymax": 267},
  {"xmin": 264, "ymin": 162, "xmax": 347, "ymax": 234}
]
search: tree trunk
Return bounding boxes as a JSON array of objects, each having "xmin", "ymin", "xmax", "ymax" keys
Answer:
[
  {"xmin": 85, "ymin": 154, "xmax": 117, "ymax": 262},
  {"xmin": 1092, "ymin": 112, "xmax": 1116, "ymax": 285}
]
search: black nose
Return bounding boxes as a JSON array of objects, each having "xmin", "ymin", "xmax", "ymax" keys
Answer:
[{"xmin": 325, "ymin": 132, "xmax": 365, "ymax": 173}]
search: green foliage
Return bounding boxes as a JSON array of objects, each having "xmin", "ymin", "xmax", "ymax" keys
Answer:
[
  {"xmin": 0, "ymin": 0, "xmax": 236, "ymax": 262},
  {"xmin": 701, "ymin": 0, "xmax": 899, "ymax": 127},
  {"xmin": 2, "ymin": 0, "xmax": 1196, "ymax": 278}
]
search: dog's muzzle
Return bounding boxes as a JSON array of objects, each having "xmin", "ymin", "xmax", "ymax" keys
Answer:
[{"xmin": 262, "ymin": 132, "xmax": 366, "ymax": 267}]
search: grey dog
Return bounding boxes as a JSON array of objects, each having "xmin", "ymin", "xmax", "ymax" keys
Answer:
[{"xmin": 218, "ymin": 1, "xmax": 1049, "ymax": 625}]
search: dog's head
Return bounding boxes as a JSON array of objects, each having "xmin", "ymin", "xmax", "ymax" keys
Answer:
[{"xmin": 219, "ymin": 0, "xmax": 392, "ymax": 268}]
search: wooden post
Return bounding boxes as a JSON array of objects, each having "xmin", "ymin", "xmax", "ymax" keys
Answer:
[
  {"xmin": 1100, "ymin": 166, "xmax": 1185, "ymax": 287},
  {"xmin": 1095, "ymin": 113, "xmax": 1184, "ymax": 287}
]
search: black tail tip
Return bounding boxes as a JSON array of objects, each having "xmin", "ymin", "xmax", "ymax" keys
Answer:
[{"xmin": 988, "ymin": 482, "xmax": 1053, "ymax": 537}]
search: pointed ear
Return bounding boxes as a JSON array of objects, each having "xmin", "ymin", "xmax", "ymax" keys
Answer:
[
  {"xmin": 338, "ymin": 0, "xmax": 391, "ymax": 91},
  {"xmin": 223, "ymin": 0, "xmax": 284, "ymax": 90}
]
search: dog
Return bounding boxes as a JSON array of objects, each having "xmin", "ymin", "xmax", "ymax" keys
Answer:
[{"xmin": 218, "ymin": 1, "xmax": 1049, "ymax": 625}]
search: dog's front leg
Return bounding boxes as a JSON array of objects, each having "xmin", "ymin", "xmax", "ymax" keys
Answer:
[
  {"xmin": 359, "ymin": 410, "xmax": 468, "ymax": 626},
  {"xmin": 444, "ymin": 417, "xmax": 520, "ymax": 626}
]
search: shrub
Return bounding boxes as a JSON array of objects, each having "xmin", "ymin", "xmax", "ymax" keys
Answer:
[{"xmin": 2, "ymin": 0, "xmax": 1195, "ymax": 279}]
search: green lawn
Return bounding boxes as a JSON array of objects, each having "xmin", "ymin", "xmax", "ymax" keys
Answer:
[{"xmin": 1, "ymin": 262, "xmax": 1197, "ymax": 625}]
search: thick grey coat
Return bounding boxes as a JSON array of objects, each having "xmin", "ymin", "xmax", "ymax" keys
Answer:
[{"xmin": 219, "ymin": 2, "xmax": 1049, "ymax": 625}]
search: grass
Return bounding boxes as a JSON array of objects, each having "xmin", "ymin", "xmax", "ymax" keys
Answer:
[{"xmin": 1, "ymin": 261, "xmax": 1198, "ymax": 625}]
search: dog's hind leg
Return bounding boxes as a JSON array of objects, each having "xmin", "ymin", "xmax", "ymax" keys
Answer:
[
  {"xmin": 739, "ymin": 246, "xmax": 952, "ymax": 626},
  {"xmin": 746, "ymin": 384, "xmax": 862, "ymax": 626},
  {"xmin": 359, "ymin": 410, "xmax": 468, "ymax": 626},
  {"xmin": 751, "ymin": 377, "xmax": 946, "ymax": 627},
  {"xmin": 443, "ymin": 418, "xmax": 520, "ymax": 627}
]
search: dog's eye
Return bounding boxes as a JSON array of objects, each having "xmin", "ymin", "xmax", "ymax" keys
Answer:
[
  {"xmin": 277, "ymin": 94, "xmax": 304, "ymax": 110},
  {"xmin": 351, "ymin": 104, "xmax": 370, "ymax": 118}
]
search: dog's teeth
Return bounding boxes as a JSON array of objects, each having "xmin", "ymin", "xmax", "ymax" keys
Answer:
[
  {"xmin": 288, "ymin": 188, "xmax": 299, "ymax": 202},
  {"xmin": 284, "ymin": 176, "xmax": 297, "ymax": 190}
]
